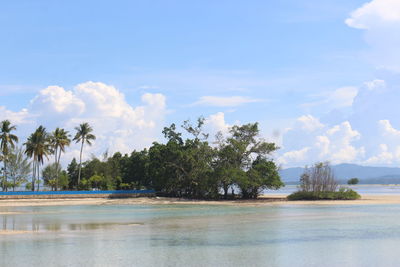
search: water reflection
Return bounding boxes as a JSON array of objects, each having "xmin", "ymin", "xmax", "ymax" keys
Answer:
[
  {"xmin": 1, "ymin": 204, "xmax": 400, "ymax": 266},
  {"xmin": 0, "ymin": 209, "xmax": 144, "ymax": 233}
]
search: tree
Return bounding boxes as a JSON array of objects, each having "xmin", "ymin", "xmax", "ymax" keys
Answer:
[
  {"xmin": 347, "ymin": 177, "xmax": 359, "ymax": 185},
  {"xmin": 213, "ymin": 132, "xmax": 237, "ymax": 199},
  {"xmin": 73, "ymin": 123, "xmax": 96, "ymax": 187},
  {"xmin": 24, "ymin": 126, "xmax": 51, "ymax": 191},
  {"xmin": 119, "ymin": 151, "xmax": 149, "ymax": 189},
  {"xmin": 42, "ymin": 163, "xmax": 61, "ymax": 191},
  {"xmin": 0, "ymin": 120, "xmax": 18, "ymax": 191},
  {"xmin": 8, "ymin": 147, "xmax": 31, "ymax": 191},
  {"xmin": 50, "ymin": 128, "xmax": 71, "ymax": 190},
  {"xmin": 299, "ymin": 162, "xmax": 338, "ymax": 192},
  {"xmin": 220, "ymin": 123, "xmax": 282, "ymax": 198},
  {"xmin": 67, "ymin": 158, "xmax": 79, "ymax": 189},
  {"xmin": 238, "ymin": 157, "xmax": 283, "ymax": 199}
]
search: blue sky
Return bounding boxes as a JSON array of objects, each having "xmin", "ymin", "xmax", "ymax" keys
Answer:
[{"xmin": 1, "ymin": 0, "xmax": 400, "ymax": 167}]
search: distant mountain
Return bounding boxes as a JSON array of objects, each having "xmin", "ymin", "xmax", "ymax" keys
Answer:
[{"xmin": 279, "ymin": 163, "xmax": 400, "ymax": 184}]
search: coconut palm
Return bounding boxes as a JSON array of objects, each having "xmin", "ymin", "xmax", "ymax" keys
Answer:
[
  {"xmin": 24, "ymin": 126, "xmax": 51, "ymax": 191},
  {"xmin": 50, "ymin": 128, "xmax": 71, "ymax": 190},
  {"xmin": 0, "ymin": 120, "xmax": 18, "ymax": 191},
  {"xmin": 73, "ymin": 123, "xmax": 96, "ymax": 187}
]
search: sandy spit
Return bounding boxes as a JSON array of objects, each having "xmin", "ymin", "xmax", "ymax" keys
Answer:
[
  {"xmin": 0, "ymin": 195, "xmax": 399, "ymax": 207},
  {"xmin": 0, "ymin": 230, "xmax": 33, "ymax": 235}
]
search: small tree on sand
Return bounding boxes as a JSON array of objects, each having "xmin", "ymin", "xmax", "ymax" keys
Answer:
[{"xmin": 299, "ymin": 162, "xmax": 338, "ymax": 192}]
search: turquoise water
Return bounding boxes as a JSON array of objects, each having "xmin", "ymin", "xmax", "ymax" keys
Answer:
[{"xmin": 1, "ymin": 203, "xmax": 400, "ymax": 267}]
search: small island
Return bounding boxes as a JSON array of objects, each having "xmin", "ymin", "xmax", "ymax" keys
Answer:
[{"xmin": 287, "ymin": 162, "xmax": 360, "ymax": 201}]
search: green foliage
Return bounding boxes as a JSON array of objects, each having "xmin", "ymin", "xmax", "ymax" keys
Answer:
[
  {"xmin": 287, "ymin": 188, "xmax": 361, "ymax": 200},
  {"xmin": 0, "ymin": 117, "xmax": 285, "ymax": 199},
  {"xmin": 0, "ymin": 120, "xmax": 19, "ymax": 191},
  {"xmin": 67, "ymin": 158, "xmax": 79, "ymax": 189},
  {"xmin": 73, "ymin": 122, "xmax": 96, "ymax": 186},
  {"xmin": 58, "ymin": 171, "xmax": 69, "ymax": 190},
  {"xmin": 24, "ymin": 126, "xmax": 51, "ymax": 191},
  {"xmin": 42, "ymin": 163, "xmax": 61, "ymax": 190},
  {"xmin": 289, "ymin": 162, "xmax": 360, "ymax": 201},
  {"xmin": 7, "ymin": 147, "xmax": 31, "ymax": 191},
  {"xmin": 347, "ymin": 177, "xmax": 360, "ymax": 185},
  {"xmin": 238, "ymin": 157, "xmax": 284, "ymax": 199}
]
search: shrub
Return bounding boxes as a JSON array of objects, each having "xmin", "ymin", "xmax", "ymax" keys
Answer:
[
  {"xmin": 287, "ymin": 188, "xmax": 361, "ymax": 200},
  {"xmin": 347, "ymin": 178, "xmax": 359, "ymax": 185}
]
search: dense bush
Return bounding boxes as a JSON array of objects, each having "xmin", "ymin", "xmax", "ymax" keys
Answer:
[
  {"xmin": 288, "ymin": 162, "xmax": 361, "ymax": 201},
  {"xmin": 347, "ymin": 178, "xmax": 360, "ymax": 185},
  {"xmin": 287, "ymin": 188, "xmax": 361, "ymax": 200}
]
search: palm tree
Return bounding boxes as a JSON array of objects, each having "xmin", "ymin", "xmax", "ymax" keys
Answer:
[
  {"xmin": 0, "ymin": 120, "xmax": 18, "ymax": 191},
  {"xmin": 24, "ymin": 126, "xmax": 51, "ymax": 191},
  {"xmin": 50, "ymin": 128, "xmax": 71, "ymax": 190},
  {"xmin": 73, "ymin": 123, "xmax": 96, "ymax": 187}
]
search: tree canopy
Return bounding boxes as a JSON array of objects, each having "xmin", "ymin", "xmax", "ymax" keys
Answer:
[{"xmin": 0, "ymin": 118, "xmax": 284, "ymax": 199}]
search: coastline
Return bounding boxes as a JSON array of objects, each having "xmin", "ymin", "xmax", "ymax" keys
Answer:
[{"xmin": 1, "ymin": 194, "xmax": 400, "ymax": 207}]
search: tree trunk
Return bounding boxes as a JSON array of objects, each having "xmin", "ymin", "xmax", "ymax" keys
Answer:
[
  {"xmin": 13, "ymin": 171, "xmax": 16, "ymax": 192},
  {"xmin": 223, "ymin": 184, "xmax": 228, "ymax": 199},
  {"xmin": 37, "ymin": 163, "xmax": 40, "ymax": 191},
  {"xmin": 77, "ymin": 140, "xmax": 84, "ymax": 188},
  {"xmin": 56, "ymin": 147, "xmax": 62, "ymax": 191},
  {"xmin": 55, "ymin": 147, "xmax": 58, "ymax": 191},
  {"xmin": 32, "ymin": 160, "xmax": 36, "ymax": 192},
  {"xmin": 3, "ymin": 160, "xmax": 6, "ymax": 192}
]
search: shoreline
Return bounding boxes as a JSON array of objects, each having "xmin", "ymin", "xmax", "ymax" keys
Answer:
[{"xmin": 1, "ymin": 194, "xmax": 400, "ymax": 207}]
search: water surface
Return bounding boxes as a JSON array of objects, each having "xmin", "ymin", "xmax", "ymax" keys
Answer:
[{"xmin": 1, "ymin": 202, "xmax": 400, "ymax": 266}]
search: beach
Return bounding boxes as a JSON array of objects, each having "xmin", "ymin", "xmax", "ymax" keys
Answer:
[{"xmin": 0, "ymin": 194, "xmax": 399, "ymax": 207}]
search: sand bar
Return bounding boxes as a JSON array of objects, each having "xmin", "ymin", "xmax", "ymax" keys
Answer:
[
  {"xmin": 0, "ymin": 195, "xmax": 399, "ymax": 207},
  {"xmin": 0, "ymin": 230, "xmax": 32, "ymax": 235}
]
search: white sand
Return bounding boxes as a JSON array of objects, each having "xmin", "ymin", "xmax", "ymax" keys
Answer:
[
  {"xmin": 0, "ymin": 230, "xmax": 32, "ymax": 235},
  {"xmin": 0, "ymin": 195, "xmax": 399, "ymax": 207}
]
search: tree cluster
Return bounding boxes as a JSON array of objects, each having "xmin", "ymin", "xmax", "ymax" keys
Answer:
[
  {"xmin": 0, "ymin": 120, "xmax": 94, "ymax": 191},
  {"xmin": 0, "ymin": 118, "xmax": 284, "ymax": 199}
]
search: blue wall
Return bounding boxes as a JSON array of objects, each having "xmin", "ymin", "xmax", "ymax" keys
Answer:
[{"xmin": 0, "ymin": 190, "xmax": 155, "ymax": 196}]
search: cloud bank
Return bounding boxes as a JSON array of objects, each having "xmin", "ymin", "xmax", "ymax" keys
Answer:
[{"xmin": 1, "ymin": 81, "xmax": 167, "ymax": 165}]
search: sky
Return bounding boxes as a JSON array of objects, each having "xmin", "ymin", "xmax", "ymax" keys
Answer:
[{"xmin": 1, "ymin": 0, "xmax": 400, "ymax": 168}]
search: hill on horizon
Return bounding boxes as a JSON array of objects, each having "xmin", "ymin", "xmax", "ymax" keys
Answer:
[{"xmin": 280, "ymin": 163, "xmax": 400, "ymax": 184}]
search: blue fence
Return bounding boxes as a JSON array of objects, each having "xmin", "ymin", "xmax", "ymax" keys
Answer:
[{"xmin": 0, "ymin": 189, "xmax": 155, "ymax": 196}]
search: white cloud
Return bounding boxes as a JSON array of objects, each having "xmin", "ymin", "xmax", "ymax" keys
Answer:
[
  {"xmin": 193, "ymin": 96, "xmax": 263, "ymax": 107},
  {"xmin": 0, "ymin": 107, "xmax": 31, "ymax": 125},
  {"xmin": 329, "ymin": 87, "xmax": 359, "ymax": 107},
  {"xmin": 379, "ymin": 119, "xmax": 400, "ymax": 137},
  {"xmin": 365, "ymin": 143, "xmax": 394, "ymax": 164},
  {"xmin": 278, "ymin": 147, "xmax": 310, "ymax": 165},
  {"xmin": 279, "ymin": 118, "xmax": 364, "ymax": 167},
  {"xmin": 1, "ymin": 81, "xmax": 168, "ymax": 166},
  {"xmin": 296, "ymin": 115, "xmax": 324, "ymax": 132},
  {"xmin": 302, "ymin": 86, "xmax": 358, "ymax": 110},
  {"xmin": 346, "ymin": 0, "xmax": 400, "ymax": 72},
  {"xmin": 365, "ymin": 79, "xmax": 386, "ymax": 90},
  {"xmin": 346, "ymin": 0, "xmax": 400, "ymax": 29},
  {"xmin": 280, "ymin": 78, "xmax": 400, "ymax": 167},
  {"xmin": 204, "ymin": 112, "xmax": 231, "ymax": 136}
]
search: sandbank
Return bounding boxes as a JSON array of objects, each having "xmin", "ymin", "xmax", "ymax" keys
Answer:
[
  {"xmin": 0, "ymin": 194, "xmax": 399, "ymax": 207},
  {"xmin": 0, "ymin": 230, "xmax": 32, "ymax": 235}
]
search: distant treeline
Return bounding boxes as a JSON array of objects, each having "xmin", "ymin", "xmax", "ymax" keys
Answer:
[{"xmin": 0, "ymin": 118, "xmax": 284, "ymax": 199}]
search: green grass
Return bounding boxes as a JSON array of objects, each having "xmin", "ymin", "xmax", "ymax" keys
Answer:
[{"xmin": 287, "ymin": 188, "xmax": 361, "ymax": 201}]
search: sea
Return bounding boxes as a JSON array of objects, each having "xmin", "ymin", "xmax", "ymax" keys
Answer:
[{"xmin": 1, "ymin": 185, "xmax": 400, "ymax": 266}]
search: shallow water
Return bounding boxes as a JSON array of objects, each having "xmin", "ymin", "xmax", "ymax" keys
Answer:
[{"xmin": 1, "ymin": 203, "xmax": 400, "ymax": 267}]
